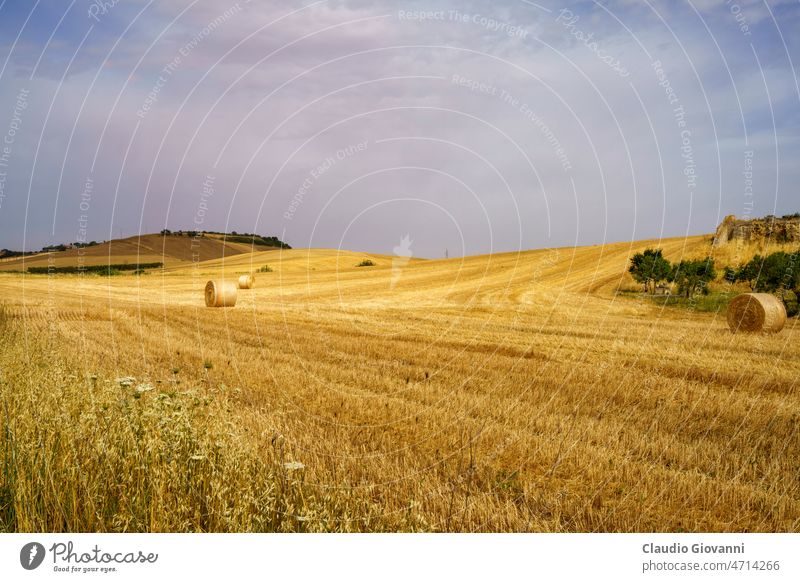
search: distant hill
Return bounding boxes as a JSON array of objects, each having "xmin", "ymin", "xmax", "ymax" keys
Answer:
[
  {"xmin": 0, "ymin": 249, "xmax": 31, "ymax": 260},
  {"xmin": 0, "ymin": 232, "xmax": 290, "ymax": 271}
]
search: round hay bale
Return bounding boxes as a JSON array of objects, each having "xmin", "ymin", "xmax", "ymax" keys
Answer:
[
  {"xmin": 238, "ymin": 274, "xmax": 255, "ymax": 289},
  {"xmin": 727, "ymin": 293, "xmax": 786, "ymax": 333},
  {"xmin": 205, "ymin": 280, "xmax": 238, "ymax": 308}
]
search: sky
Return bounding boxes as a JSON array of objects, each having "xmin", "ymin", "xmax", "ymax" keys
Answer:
[{"xmin": 0, "ymin": 0, "xmax": 798, "ymax": 257}]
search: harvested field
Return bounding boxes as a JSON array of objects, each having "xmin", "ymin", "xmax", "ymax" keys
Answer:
[{"xmin": 0, "ymin": 235, "xmax": 797, "ymax": 532}]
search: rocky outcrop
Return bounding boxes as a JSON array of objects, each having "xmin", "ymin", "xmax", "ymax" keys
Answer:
[{"xmin": 712, "ymin": 214, "xmax": 800, "ymax": 246}]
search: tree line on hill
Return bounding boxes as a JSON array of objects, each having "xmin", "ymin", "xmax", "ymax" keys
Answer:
[
  {"xmin": 629, "ymin": 248, "xmax": 800, "ymax": 308},
  {"xmin": 1, "ymin": 241, "xmax": 100, "ymax": 258},
  {"xmin": 160, "ymin": 229, "xmax": 291, "ymax": 248},
  {"xmin": 3, "ymin": 229, "xmax": 290, "ymax": 259}
]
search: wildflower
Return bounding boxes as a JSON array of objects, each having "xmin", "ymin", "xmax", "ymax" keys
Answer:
[{"xmin": 116, "ymin": 376, "xmax": 135, "ymax": 387}]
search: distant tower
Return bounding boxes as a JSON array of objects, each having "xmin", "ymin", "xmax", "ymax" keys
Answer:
[{"xmin": 445, "ymin": 248, "xmax": 449, "ymax": 259}]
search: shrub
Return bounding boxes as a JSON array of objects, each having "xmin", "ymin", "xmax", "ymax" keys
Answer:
[
  {"xmin": 733, "ymin": 251, "xmax": 800, "ymax": 297},
  {"xmin": 669, "ymin": 258, "xmax": 716, "ymax": 299},
  {"xmin": 356, "ymin": 259, "xmax": 375, "ymax": 267}
]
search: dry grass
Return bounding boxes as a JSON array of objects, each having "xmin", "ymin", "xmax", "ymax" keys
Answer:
[{"xmin": 0, "ymin": 235, "xmax": 798, "ymax": 532}]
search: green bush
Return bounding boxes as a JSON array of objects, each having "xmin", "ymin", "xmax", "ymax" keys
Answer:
[
  {"xmin": 730, "ymin": 251, "xmax": 800, "ymax": 299},
  {"xmin": 669, "ymin": 258, "xmax": 716, "ymax": 298},
  {"xmin": 785, "ymin": 300, "xmax": 799, "ymax": 318}
]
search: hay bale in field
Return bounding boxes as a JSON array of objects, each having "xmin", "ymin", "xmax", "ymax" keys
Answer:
[
  {"xmin": 238, "ymin": 274, "xmax": 255, "ymax": 289},
  {"xmin": 205, "ymin": 280, "xmax": 238, "ymax": 307},
  {"xmin": 727, "ymin": 293, "xmax": 786, "ymax": 333}
]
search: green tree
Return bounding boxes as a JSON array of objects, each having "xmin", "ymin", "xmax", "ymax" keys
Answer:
[
  {"xmin": 628, "ymin": 248, "xmax": 672, "ymax": 294},
  {"xmin": 756, "ymin": 251, "xmax": 800, "ymax": 305},
  {"xmin": 723, "ymin": 265, "xmax": 737, "ymax": 284},
  {"xmin": 669, "ymin": 258, "xmax": 717, "ymax": 299},
  {"xmin": 787, "ymin": 251, "xmax": 800, "ymax": 316},
  {"xmin": 761, "ymin": 251, "xmax": 792, "ymax": 294},
  {"xmin": 734, "ymin": 255, "xmax": 763, "ymax": 291},
  {"xmin": 788, "ymin": 251, "xmax": 800, "ymax": 300}
]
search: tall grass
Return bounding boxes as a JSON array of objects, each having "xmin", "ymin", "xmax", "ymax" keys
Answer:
[{"xmin": 0, "ymin": 314, "xmax": 377, "ymax": 532}]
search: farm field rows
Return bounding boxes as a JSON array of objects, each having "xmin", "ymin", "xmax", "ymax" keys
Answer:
[{"xmin": 0, "ymin": 234, "xmax": 798, "ymax": 532}]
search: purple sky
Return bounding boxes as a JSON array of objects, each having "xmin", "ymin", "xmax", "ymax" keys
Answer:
[{"xmin": 0, "ymin": 0, "xmax": 798, "ymax": 257}]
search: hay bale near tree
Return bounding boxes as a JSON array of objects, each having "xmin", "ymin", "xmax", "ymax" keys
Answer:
[
  {"xmin": 238, "ymin": 274, "xmax": 255, "ymax": 289},
  {"xmin": 727, "ymin": 293, "xmax": 786, "ymax": 333},
  {"xmin": 205, "ymin": 280, "xmax": 238, "ymax": 307}
]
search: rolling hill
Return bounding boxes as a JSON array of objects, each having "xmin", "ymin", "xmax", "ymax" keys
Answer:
[
  {"xmin": 0, "ymin": 231, "xmax": 796, "ymax": 532},
  {"xmin": 0, "ymin": 233, "xmax": 278, "ymax": 271}
]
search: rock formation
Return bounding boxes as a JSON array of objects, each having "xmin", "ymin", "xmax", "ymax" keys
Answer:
[{"xmin": 712, "ymin": 214, "xmax": 800, "ymax": 247}]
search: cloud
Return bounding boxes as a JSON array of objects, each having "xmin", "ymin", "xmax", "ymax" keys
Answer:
[{"xmin": 0, "ymin": 0, "xmax": 797, "ymax": 256}]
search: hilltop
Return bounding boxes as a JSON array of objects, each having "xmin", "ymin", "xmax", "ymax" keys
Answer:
[
  {"xmin": 712, "ymin": 213, "xmax": 800, "ymax": 247},
  {"xmin": 0, "ymin": 231, "xmax": 290, "ymax": 271}
]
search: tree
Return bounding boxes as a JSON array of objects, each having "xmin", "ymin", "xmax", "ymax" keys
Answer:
[
  {"xmin": 788, "ymin": 251, "xmax": 800, "ymax": 300},
  {"xmin": 723, "ymin": 265, "xmax": 737, "ymax": 284},
  {"xmin": 755, "ymin": 251, "xmax": 800, "ymax": 305},
  {"xmin": 733, "ymin": 251, "xmax": 800, "ymax": 313},
  {"xmin": 734, "ymin": 254, "xmax": 764, "ymax": 291},
  {"xmin": 669, "ymin": 258, "xmax": 716, "ymax": 299},
  {"xmin": 762, "ymin": 251, "xmax": 792, "ymax": 294},
  {"xmin": 628, "ymin": 248, "xmax": 672, "ymax": 294}
]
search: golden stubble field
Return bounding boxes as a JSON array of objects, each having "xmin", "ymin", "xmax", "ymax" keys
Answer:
[{"xmin": 0, "ymin": 234, "xmax": 798, "ymax": 532}]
